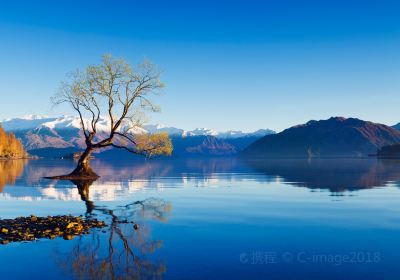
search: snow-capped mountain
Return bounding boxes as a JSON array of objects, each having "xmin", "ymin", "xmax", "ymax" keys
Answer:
[
  {"xmin": 1, "ymin": 115, "xmax": 114, "ymax": 133},
  {"xmin": 0, "ymin": 115, "xmax": 275, "ymax": 156},
  {"xmin": 143, "ymin": 124, "xmax": 185, "ymax": 136},
  {"xmin": 1, "ymin": 115, "xmax": 57, "ymax": 131},
  {"xmin": 185, "ymin": 128, "xmax": 218, "ymax": 137},
  {"xmin": 1, "ymin": 115, "xmax": 275, "ymax": 138},
  {"xmin": 217, "ymin": 129, "xmax": 276, "ymax": 139}
]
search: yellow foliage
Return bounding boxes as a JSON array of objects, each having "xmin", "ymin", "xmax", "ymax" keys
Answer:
[
  {"xmin": 134, "ymin": 132, "xmax": 173, "ymax": 158},
  {"xmin": 0, "ymin": 126, "xmax": 26, "ymax": 159}
]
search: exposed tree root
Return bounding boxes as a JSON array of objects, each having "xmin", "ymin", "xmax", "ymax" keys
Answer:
[{"xmin": 44, "ymin": 166, "xmax": 99, "ymax": 180}]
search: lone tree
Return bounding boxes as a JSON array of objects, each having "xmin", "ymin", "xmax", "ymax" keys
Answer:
[{"xmin": 49, "ymin": 55, "xmax": 172, "ymax": 179}]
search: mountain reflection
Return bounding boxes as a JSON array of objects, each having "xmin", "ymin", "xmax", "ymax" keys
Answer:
[
  {"xmin": 1, "ymin": 158, "xmax": 400, "ymax": 197},
  {"xmin": 0, "ymin": 158, "xmax": 257, "ymax": 201},
  {"xmin": 246, "ymin": 158, "xmax": 400, "ymax": 192}
]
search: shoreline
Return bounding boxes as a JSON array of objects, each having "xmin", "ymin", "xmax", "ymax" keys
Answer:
[{"xmin": 0, "ymin": 156, "xmax": 37, "ymax": 161}]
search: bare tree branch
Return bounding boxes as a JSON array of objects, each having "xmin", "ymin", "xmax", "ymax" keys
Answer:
[{"xmin": 50, "ymin": 55, "xmax": 172, "ymax": 178}]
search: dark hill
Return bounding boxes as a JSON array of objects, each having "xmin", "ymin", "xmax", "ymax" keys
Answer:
[
  {"xmin": 392, "ymin": 123, "xmax": 400, "ymax": 130},
  {"xmin": 242, "ymin": 117, "xmax": 400, "ymax": 158},
  {"xmin": 377, "ymin": 144, "xmax": 400, "ymax": 158}
]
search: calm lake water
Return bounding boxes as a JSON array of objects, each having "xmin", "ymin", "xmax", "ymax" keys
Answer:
[{"xmin": 1, "ymin": 158, "xmax": 400, "ymax": 280}]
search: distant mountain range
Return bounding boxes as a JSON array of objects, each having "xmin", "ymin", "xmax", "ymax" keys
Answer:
[
  {"xmin": 242, "ymin": 117, "xmax": 400, "ymax": 158},
  {"xmin": 0, "ymin": 115, "xmax": 274, "ymax": 139},
  {"xmin": 4, "ymin": 116, "xmax": 400, "ymax": 159},
  {"xmin": 0, "ymin": 115, "xmax": 275, "ymax": 158}
]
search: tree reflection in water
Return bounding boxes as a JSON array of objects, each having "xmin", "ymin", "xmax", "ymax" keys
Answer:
[
  {"xmin": 60, "ymin": 179, "xmax": 171, "ymax": 280},
  {"xmin": 0, "ymin": 160, "xmax": 27, "ymax": 192}
]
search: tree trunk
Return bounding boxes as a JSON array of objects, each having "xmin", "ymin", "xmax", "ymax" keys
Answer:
[
  {"xmin": 44, "ymin": 146, "xmax": 100, "ymax": 180},
  {"xmin": 69, "ymin": 147, "xmax": 99, "ymax": 178}
]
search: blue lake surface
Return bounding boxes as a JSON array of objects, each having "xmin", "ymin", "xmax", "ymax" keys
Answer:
[{"xmin": 0, "ymin": 158, "xmax": 400, "ymax": 279}]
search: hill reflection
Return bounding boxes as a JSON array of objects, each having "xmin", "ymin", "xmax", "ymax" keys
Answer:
[
  {"xmin": 246, "ymin": 158, "xmax": 400, "ymax": 192},
  {"xmin": 1, "ymin": 158, "xmax": 400, "ymax": 199}
]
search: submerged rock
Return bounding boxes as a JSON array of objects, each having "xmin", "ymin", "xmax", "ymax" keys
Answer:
[{"xmin": 0, "ymin": 215, "xmax": 106, "ymax": 244}]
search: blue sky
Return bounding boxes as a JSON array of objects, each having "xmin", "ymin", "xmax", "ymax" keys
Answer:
[{"xmin": 0, "ymin": 0, "xmax": 399, "ymax": 132}]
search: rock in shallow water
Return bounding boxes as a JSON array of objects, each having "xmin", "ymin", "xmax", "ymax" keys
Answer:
[{"xmin": 0, "ymin": 215, "xmax": 106, "ymax": 244}]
